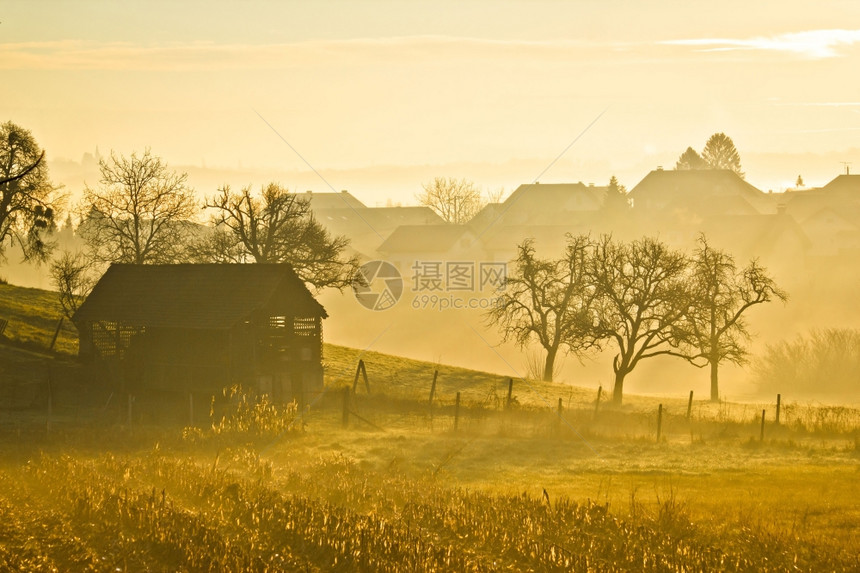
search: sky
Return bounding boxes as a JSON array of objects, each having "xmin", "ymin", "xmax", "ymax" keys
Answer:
[{"xmin": 3, "ymin": 0, "xmax": 860, "ymax": 204}]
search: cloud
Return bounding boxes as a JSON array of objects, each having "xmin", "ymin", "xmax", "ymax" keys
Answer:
[
  {"xmin": 662, "ymin": 29, "xmax": 860, "ymax": 59},
  {"xmin": 0, "ymin": 37, "xmax": 617, "ymax": 71}
]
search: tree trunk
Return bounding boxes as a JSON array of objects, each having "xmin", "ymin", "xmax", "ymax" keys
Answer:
[
  {"xmin": 709, "ymin": 359, "xmax": 719, "ymax": 402},
  {"xmin": 542, "ymin": 347, "xmax": 557, "ymax": 382},
  {"xmin": 612, "ymin": 370, "xmax": 625, "ymax": 405}
]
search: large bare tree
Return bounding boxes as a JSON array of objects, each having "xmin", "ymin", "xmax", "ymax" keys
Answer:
[
  {"xmin": 678, "ymin": 235, "xmax": 787, "ymax": 401},
  {"xmin": 0, "ymin": 121, "xmax": 60, "ymax": 263},
  {"xmin": 486, "ymin": 234, "xmax": 600, "ymax": 382},
  {"xmin": 78, "ymin": 149, "xmax": 197, "ymax": 264},
  {"xmin": 203, "ymin": 183, "xmax": 359, "ymax": 291},
  {"xmin": 417, "ymin": 177, "xmax": 484, "ymax": 224},
  {"xmin": 591, "ymin": 235, "xmax": 693, "ymax": 405}
]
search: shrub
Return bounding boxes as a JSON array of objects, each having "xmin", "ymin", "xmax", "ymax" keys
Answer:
[{"xmin": 753, "ymin": 329, "xmax": 860, "ymax": 401}]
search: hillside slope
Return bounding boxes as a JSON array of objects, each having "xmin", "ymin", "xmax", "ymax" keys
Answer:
[
  {"xmin": 0, "ymin": 282, "xmax": 78, "ymax": 355},
  {"xmin": 0, "ymin": 282, "xmax": 601, "ymax": 408}
]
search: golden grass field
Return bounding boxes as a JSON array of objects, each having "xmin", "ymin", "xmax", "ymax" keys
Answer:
[{"xmin": 0, "ymin": 282, "xmax": 858, "ymax": 571}]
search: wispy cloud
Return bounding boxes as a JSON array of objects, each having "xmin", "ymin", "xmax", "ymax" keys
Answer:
[
  {"xmin": 0, "ymin": 37, "xmax": 616, "ymax": 71},
  {"xmin": 662, "ymin": 29, "xmax": 860, "ymax": 59}
]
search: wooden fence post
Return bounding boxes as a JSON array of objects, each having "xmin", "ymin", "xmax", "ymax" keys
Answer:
[
  {"xmin": 760, "ymin": 409, "xmax": 766, "ymax": 441},
  {"xmin": 352, "ymin": 360, "xmax": 370, "ymax": 394},
  {"xmin": 429, "ymin": 370, "xmax": 438, "ymax": 406},
  {"xmin": 506, "ymin": 379, "xmax": 513, "ymax": 410},
  {"xmin": 775, "ymin": 394, "xmax": 781, "ymax": 425},
  {"xmin": 454, "ymin": 392, "xmax": 461, "ymax": 431},
  {"xmin": 686, "ymin": 390, "xmax": 694, "ymax": 420},
  {"xmin": 46, "ymin": 365, "xmax": 53, "ymax": 436},
  {"xmin": 594, "ymin": 386, "xmax": 602, "ymax": 419},
  {"xmin": 657, "ymin": 404, "xmax": 663, "ymax": 443},
  {"xmin": 48, "ymin": 317, "xmax": 64, "ymax": 352},
  {"xmin": 342, "ymin": 386, "xmax": 350, "ymax": 427},
  {"xmin": 557, "ymin": 398, "xmax": 563, "ymax": 433}
]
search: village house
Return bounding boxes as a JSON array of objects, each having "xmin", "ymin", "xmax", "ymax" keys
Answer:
[{"xmin": 72, "ymin": 264, "xmax": 327, "ymax": 404}]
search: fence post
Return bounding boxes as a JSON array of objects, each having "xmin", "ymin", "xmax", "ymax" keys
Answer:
[
  {"xmin": 686, "ymin": 390, "xmax": 694, "ymax": 420},
  {"xmin": 506, "ymin": 379, "xmax": 513, "ymax": 410},
  {"xmin": 353, "ymin": 360, "xmax": 371, "ymax": 393},
  {"xmin": 454, "ymin": 392, "xmax": 461, "ymax": 432},
  {"xmin": 46, "ymin": 365, "xmax": 53, "ymax": 436},
  {"xmin": 48, "ymin": 317, "xmax": 64, "ymax": 352},
  {"xmin": 760, "ymin": 409, "xmax": 766, "ymax": 441},
  {"xmin": 340, "ymin": 385, "xmax": 350, "ymax": 427},
  {"xmin": 429, "ymin": 370, "xmax": 438, "ymax": 406},
  {"xmin": 657, "ymin": 404, "xmax": 663, "ymax": 443},
  {"xmin": 594, "ymin": 386, "xmax": 602, "ymax": 419},
  {"xmin": 361, "ymin": 360, "xmax": 370, "ymax": 394},
  {"xmin": 775, "ymin": 394, "xmax": 781, "ymax": 425},
  {"xmin": 557, "ymin": 398, "xmax": 563, "ymax": 433}
]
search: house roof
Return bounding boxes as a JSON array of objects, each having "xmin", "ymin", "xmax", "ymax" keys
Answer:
[
  {"xmin": 377, "ymin": 224, "xmax": 472, "ymax": 254},
  {"xmin": 73, "ymin": 263, "xmax": 327, "ymax": 329},
  {"xmin": 314, "ymin": 206, "xmax": 444, "ymax": 236},
  {"xmin": 819, "ymin": 174, "xmax": 860, "ymax": 195},
  {"xmin": 305, "ymin": 190, "xmax": 366, "ymax": 210},
  {"xmin": 628, "ymin": 169, "xmax": 768, "ymax": 211},
  {"xmin": 492, "ymin": 183, "xmax": 607, "ymax": 223}
]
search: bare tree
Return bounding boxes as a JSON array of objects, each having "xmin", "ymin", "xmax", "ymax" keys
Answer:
[
  {"xmin": 486, "ymin": 234, "xmax": 600, "ymax": 381},
  {"xmin": 417, "ymin": 177, "xmax": 484, "ymax": 224},
  {"xmin": 49, "ymin": 250, "xmax": 97, "ymax": 320},
  {"xmin": 0, "ymin": 122, "xmax": 61, "ymax": 263},
  {"xmin": 674, "ymin": 147, "xmax": 707, "ymax": 170},
  {"xmin": 204, "ymin": 183, "xmax": 359, "ymax": 291},
  {"xmin": 78, "ymin": 149, "xmax": 197, "ymax": 264},
  {"xmin": 591, "ymin": 235, "xmax": 693, "ymax": 405},
  {"xmin": 701, "ymin": 132, "xmax": 744, "ymax": 178},
  {"xmin": 678, "ymin": 235, "xmax": 787, "ymax": 401}
]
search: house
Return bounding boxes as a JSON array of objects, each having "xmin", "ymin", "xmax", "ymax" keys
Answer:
[
  {"xmin": 471, "ymin": 183, "xmax": 607, "ymax": 231},
  {"xmin": 304, "ymin": 189, "xmax": 366, "ymax": 210},
  {"xmin": 375, "ymin": 224, "xmax": 487, "ymax": 296},
  {"xmin": 72, "ymin": 264, "xmax": 327, "ymax": 404},
  {"xmin": 627, "ymin": 169, "xmax": 772, "ymax": 214},
  {"xmin": 313, "ymin": 205, "xmax": 444, "ymax": 257}
]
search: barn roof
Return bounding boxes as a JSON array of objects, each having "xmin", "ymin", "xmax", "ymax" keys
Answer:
[{"xmin": 73, "ymin": 264, "xmax": 327, "ymax": 329}]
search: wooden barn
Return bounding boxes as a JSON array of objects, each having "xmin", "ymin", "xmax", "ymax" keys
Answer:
[{"xmin": 72, "ymin": 264, "xmax": 327, "ymax": 404}]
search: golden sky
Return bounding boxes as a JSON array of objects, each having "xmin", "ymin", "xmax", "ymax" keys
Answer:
[{"xmin": 3, "ymin": 1, "xmax": 860, "ymax": 203}]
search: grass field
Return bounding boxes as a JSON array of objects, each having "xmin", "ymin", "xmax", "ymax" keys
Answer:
[{"xmin": 0, "ymin": 282, "xmax": 858, "ymax": 571}]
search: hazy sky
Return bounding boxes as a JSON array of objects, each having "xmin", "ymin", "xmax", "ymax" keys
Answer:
[{"xmin": 3, "ymin": 1, "xmax": 860, "ymax": 203}]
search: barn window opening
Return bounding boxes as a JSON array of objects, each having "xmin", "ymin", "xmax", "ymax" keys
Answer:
[
  {"xmin": 91, "ymin": 321, "xmax": 145, "ymax": 358},
  {"xmin": 294, "ymin": 317, "xmax": 317, "ymax": 337}
]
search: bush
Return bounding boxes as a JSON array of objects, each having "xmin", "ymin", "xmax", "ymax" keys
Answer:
[{"xmin": 753, "ymin": 329, "xmax": 860, "ymax": 401}]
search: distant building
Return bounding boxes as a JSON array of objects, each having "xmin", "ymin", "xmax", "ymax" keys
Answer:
[
  {"xmin": 72, "ymin": 264, "xmax": 326, "ymax": 403},
  {"xmin": 376, "ymin": 224, "xmax": 482, "ymax": 270},
  {"xmin": 627, "ymin": 169, "xmax": 772, "ymax": 214},
  {"xmin": 314, "ymin": 205, "xmax": 444, "ymax": 257},
  {"xmin": 779, "ymin": 174, "xmax": 860, "ymax": 257},
  {"xmin": 303, "ymin": 189, "xmax": 366, "ymax": 210}
]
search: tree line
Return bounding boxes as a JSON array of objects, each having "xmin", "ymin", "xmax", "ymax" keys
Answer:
[{"xmin": 486, "ymin": 234, "xmax": 786, "ymax": 404}]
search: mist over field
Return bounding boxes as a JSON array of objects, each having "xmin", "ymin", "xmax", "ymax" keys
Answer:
[{"xmin": 2, "ymin": 1, "xmax": 860, "ymax": 570}]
